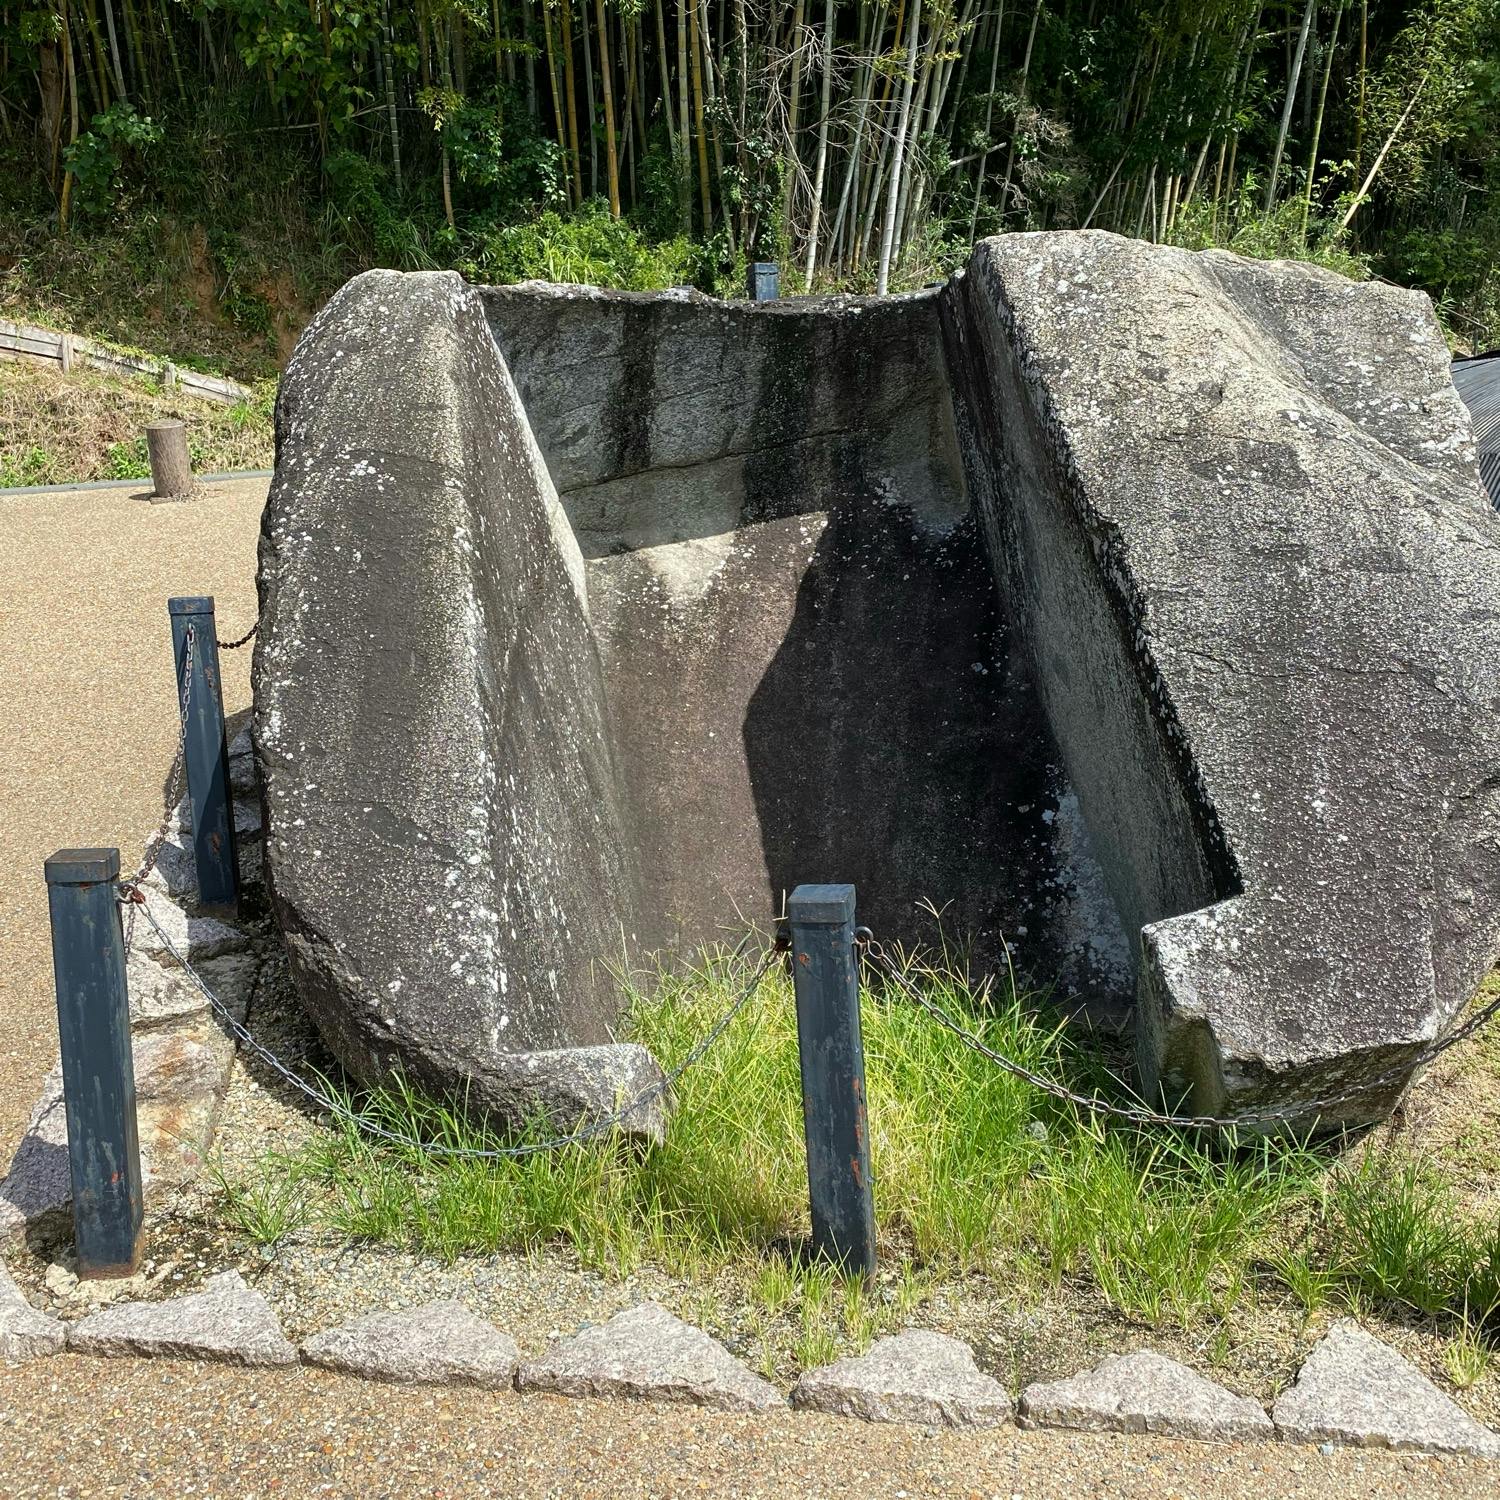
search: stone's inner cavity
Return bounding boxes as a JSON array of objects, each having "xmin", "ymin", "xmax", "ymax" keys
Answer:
[
  {"xmin": 482, "ymin": 283, "xmax": 1126, "ymax": 1000},
  {"xmin": 255, "ymin": 232, "xmax": 1500, "ymax": 1134}
]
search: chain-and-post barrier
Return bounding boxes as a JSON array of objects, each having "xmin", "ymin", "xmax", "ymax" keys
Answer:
[
  {"xmin": 858, "ymin": 934, "xmax": 1500, "ymax": 1133},
  {"xmin": 45, "ymin": 847, "xmax": 145, "ymax": 1277},
  {"xmin": 167, "ymin": 596, "xmax": 239, "ymax": 915},
  {"xmin": 788, "ymin": 884, "xmax": 877, "ymax": 1278}
]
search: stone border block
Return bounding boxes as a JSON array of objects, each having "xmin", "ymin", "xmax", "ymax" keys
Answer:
[
  {"xmin": 67, "ymin": 1270, "xmax": 296, "ymax": 1366},
  {"xmin": 301, "ymin": 1300, "xmax": 519, "ymax": 1388},
  {"xmin": 517, "ymin": 1301, "xmax": 783, "ymax": 1412},
  {"xmin": 1019, "ymin": 1349, "xmax": 1274, "ymax": 1444},
  {"xmin": 792, "ymin": 1328, "xmax": 1012, "ymax": 1427},
  {"xmin": 1272, "ymin": 1321, "xmax": 1500, "ymax": 1457}
]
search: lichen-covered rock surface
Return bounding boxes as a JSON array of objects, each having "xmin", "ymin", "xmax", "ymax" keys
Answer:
[
  {"xmin": 259, "ymin": 234, "xmax": 1500, "ymax": 1131},
  {"xmin": 943, "ymin": 230, "xmax": 1500, "ymax": 1126},
  {"xmin": 257, "ymin": 270, "xmax": 656, "ymax": 1134}
]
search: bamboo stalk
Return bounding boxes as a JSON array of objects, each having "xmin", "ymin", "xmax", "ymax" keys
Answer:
[
  {"xmin": 688, "ymin": 0, "xmax": 710, "ymax": 230},
  {"xmin": 1265, "ymin": 0, "xmax": 1315, "ymax": 211},
  {"xmin": 802, "ymin": 0, "xmax": 836, "ymax": 287},
  {"xmin": 595, "ymin": 0, "xmax": 621, "ymax": 216},
  {"xmin": 1300, "ymin": 0, "xmax": 1345, "ymax": 242},
  {"xmin": 560, "ymin": 0, "xmax": 583, "ymax": 207},
  {"xmin": 1338, "ymin": 69, "xmax": 1429, "ymax": 234},
  {"xmin": 877, "ymin": 0, "xmax": 923, "ymax": 294}
]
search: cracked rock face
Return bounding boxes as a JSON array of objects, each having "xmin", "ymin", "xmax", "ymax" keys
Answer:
[
  {"xmin": 258, "ymin": 270, "xmax": 652, "ymax": 1136},
  {"xmin": 944, "ymin": 231, "xmax": 1500, "ymax": 1127}
]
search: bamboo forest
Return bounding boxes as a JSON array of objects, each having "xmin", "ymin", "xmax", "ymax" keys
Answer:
[{"xmin": 1, "ymin": 1, "xmax": 1497, "ymax": 357}]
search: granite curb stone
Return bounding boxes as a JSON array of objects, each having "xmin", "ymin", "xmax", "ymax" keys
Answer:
[
  {"xmin": 792, "ymin": 1329, "xmax": 1013, "ymax": 1428},
  {"xmin": 67, "ymin": 1270, "xmax": 296, "ymax": 1366},
  {"xmin": 0, "ymin": 1260, "xmax": 65, "ymax": 1362},
  {"xmin": 1271, "ymin": 1320, "xmax": 1500, "ymax": 1456},
  {"xmin": 1019, "ymin": 1348, "xmax": 1274, "ymax": 1444},
  {"xmin": 301, "ymin": 1300, "xmax": 520, "ymax": 1388},
  {"xmin": 517, "ymin": 1301, "xmax": 784, "ymax": 1412}
]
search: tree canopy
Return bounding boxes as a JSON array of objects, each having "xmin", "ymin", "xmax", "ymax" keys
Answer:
[{"xmin": 3, "ymin": 2, "xmax": 1496, "ymax": 342}]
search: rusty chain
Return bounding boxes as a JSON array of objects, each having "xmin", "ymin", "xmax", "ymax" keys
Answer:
[
  {"xmin": 123, "ymin": 888, "xmax": 790, "ymax": 1158},
  {"xmin": 110, "ymin": 639, "xmax": 1496, "ymax": 1159},
  {"xmin": 216, "ymin": 621, "xmax": 258, "ymax": 650},
  {"xmin": 857, "ymin": 930, "xmax": 1500, "ymax": 1133}
]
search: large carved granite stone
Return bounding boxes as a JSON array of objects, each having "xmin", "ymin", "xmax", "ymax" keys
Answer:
[
  {"xmin": 259, "ymin": 235, "xmax": 1500, "ymax": 1132},
  {"xmin": 942, "ymin": 231, "xmax": 1500, "ymax": 1125},
  {"xmin": 258, "ymin": 270, "xmax": 657, "ymax": 1132}
]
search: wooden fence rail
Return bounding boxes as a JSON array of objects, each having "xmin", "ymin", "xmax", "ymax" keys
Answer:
[{"xmin": 0, "ymin": 319, "xmax": 252, "ymax": 405}]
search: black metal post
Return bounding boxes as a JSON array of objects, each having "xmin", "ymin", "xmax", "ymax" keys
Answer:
[
  {"xmin": 45, "ymin": 848, "xmax": 144, "ymax": 1277},
  {"xmin": 748, "ymin": 262, "xmax": 780, "ymax": 302},
  {"xmin": 788, "ymin": 883, "xmax": 876, "ymax": 1277},
  {"xmin": 168, "ymin": 595, "xmax": 238, "ymax": 913}
]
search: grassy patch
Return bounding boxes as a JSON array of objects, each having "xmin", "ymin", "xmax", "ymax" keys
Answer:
[
  {"xmin": 0, "ymin": 360, "xmax": 273, "ymax": 487},
  {"xmin": 215, "ymin": 943, "xmax": 1500, "ymax": 1373}
]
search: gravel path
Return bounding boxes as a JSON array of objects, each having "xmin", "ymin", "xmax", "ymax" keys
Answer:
[
  {"xmin": 2, "ymin": 1354, "xmax": 1497, "ymax": 1499},
  {"xmin": 3, "ymin": 480, "xmax": 1498, "ymax": 1496},
  {"xmin": 0, "ymin": 478, "xmax": 263, "ymax": 1155}
]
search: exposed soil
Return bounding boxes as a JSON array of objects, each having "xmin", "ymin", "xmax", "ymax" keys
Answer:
[{"xmin": 0, "ymin": 358, "xmax": 272, "ymax": 486}]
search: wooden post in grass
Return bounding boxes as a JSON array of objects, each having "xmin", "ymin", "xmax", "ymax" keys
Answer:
[
  {"xmin": 788, "ymin": 883, "xmax": 876, "ymax": 1278},
  {"xmin": 45, "ymin": 848, "xmax": 145, "ymax": 1277},
  {"xmin": 146, "ymin": 419, "xmax": 193, "ymax": 500}
]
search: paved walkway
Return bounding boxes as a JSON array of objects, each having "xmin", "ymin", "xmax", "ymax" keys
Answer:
[
  {"xmin": 1, "ymin": 480, "xmax": 1497, "ymax": 1497},
  {"xmin": 0, "ymin": 478, "xmax": 265, "ymax": 1154}
]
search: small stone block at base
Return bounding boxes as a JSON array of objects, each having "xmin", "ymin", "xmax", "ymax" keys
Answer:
[
  {"xmin": 1019, "ymin": 1349, "xmax": 1274, "ymax": 1444},
  {"xmin": 793, "ymin": 1329, "xmax": 1012, "ymax": 1428},
  {"xmin": 301, "ymin": 1301, "xmax": 519, "ymax": 1388},
  {"xmin": 1271, "ymin": 1321, "xmax": 1500, "ymax": 1457},
  {"xmin": 517, "ymin": 1302, "xmax": 783, "ymax": 1412}
]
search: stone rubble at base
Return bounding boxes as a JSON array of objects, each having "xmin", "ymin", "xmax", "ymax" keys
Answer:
[{"xmin": 4, "ymin": 1272, "xmax": 1498, "ymax": 1461}]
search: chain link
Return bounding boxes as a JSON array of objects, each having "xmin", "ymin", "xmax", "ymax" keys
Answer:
[
  {"xmin": 124, "ymin": 892, "xmax": 789, "ymax": 1159},
  {"xmin": 858, "ymin": 933, "xmax": 1500, "ymax": 1132},
  {"xmin": 216, "ymin": 621, "xmax": 258, "ymax": 651},
  {"xmin": 113, "ymin": 661, "xmax": 1497, "ymax": 1160}
]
